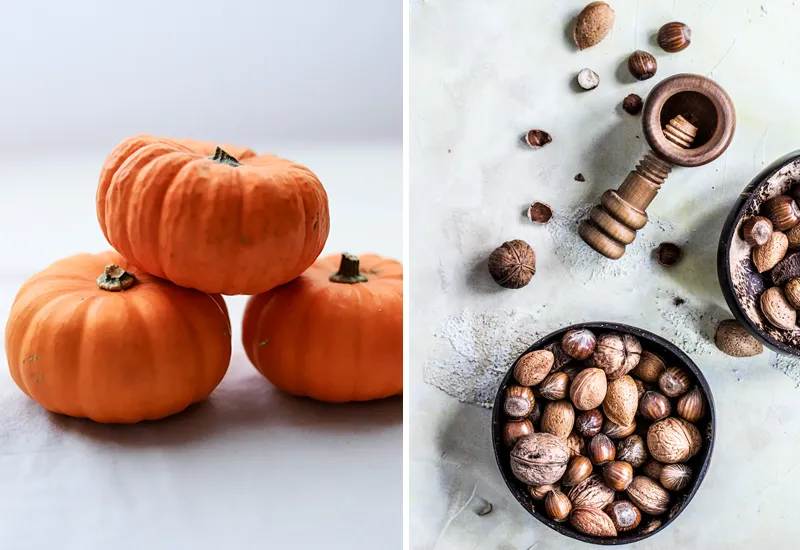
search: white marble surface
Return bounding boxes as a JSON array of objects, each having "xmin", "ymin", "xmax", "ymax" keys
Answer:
[{"xmin": 410, "ymin": 1, "xmax": 800, "ymax": 548}]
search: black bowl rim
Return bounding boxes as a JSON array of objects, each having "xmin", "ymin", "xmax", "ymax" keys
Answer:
[
  {"xmin": 490, "ymin": 321, "xmax": 716, "ymax": 546},
  {"xmin": 716, "ymin": 149, "xmax": 800, "ymax": 357}
]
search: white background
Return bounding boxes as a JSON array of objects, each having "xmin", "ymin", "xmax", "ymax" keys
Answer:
[{"xmin": 0, "ymin": 2, "xmax": 401, "ymax": 549}]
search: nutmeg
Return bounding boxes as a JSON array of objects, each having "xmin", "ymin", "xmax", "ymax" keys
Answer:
[
  {"xmin": 513, "ymin": 349, "xmax": 554, "ymax": 386},
  {"xmin": 488, "ymin": 240, "xmax": 536, "ymax": 289},
  {"xmin": 616, "ymin": 434, "xmax": 648, "ymax": 468},
  {"xmin": 622, "ymin": 93, "xmax": 643, "ymax": 115},
  {"xmin": 562, "ymin": 328, "xmax": 597, "ymax": 360},
  {"xmin": 602, "ymin": 418, "xmax": 636, "ymax": 440},
  {"xmin": 676, "ymin": 386, "xmax": 706, "ymax": 423},
  {"xmin": 657, "ymin": 22, "xmax": 691, "ymax": 53},
  {"xmin": 567, "ymin": 473, "xmax": 615, "ymax": 510},
  {"xmin": 587, "ymin": 332, "xmax": 641, "ymax": 379},
  {"xmin": 529, "ymin": 482, "xmax": 560, "ymax": 501},
  {"xmin": 605, "ymin": 500, "xmax": 642, "ymax": 532},
  {"xmin": 539, "ymin": 372, "xmax": 570, "ymax": 401},
  {"xmin": 602, "ymin": 375, "xmax": 638, "ymax": 427},
  {"xmin": 638, "ymin": 391, "xmax": 672, "ymax": 421},
  {"xmin": 602, "ymin": 461, "xmax": 633, "ymax": 491},
  {"xmin": 565, "ymin": 430, "xmax": 586, "ymax": 458},
  {"xmin": 562, "ymin": 455, "xmax": 593, "ymax": 487},
  {"xmin": 628, "ymin": 50, "xmax": 657, "ymax": 80},
  {"xmin": 503, "ymin": 385, "xmax": 535, "ymax": 418},
  {"xmin": 570, "ymin": 506, "xmax": 617, "ymax": 537},
  {"xmin": 626, "ymin": 476, "xmax": 670, "ymax": 515},
  {"xmin": 575, "ymin": 408, "xmax": 604, "ymax": 437},
  {"xmin": 630, "ymin": 350, "xmax": 665, "ymax": 383},
  {"xmin": 569, "ymin": 368, "xmax": 608, "ymax": 410},
  {"xmin": 742, "ymin": 216, "xmax": 773, "ymax": 247},
  {"xmin": 641, "ymin": 459, "xmax": 664, "ymax": 480},
  {"xmin": 660, "ymin": 463, "xmax": 693, "ymax": 491},
  {"xmin": 658, "ymin": 366, "xmax": 691, "ymax": 398},
  {"xmin": 544, "ymin": 489, "xmax": 572, "ymax": 522},
  {"xmin": 541, "ymin": 400, "xmax": 575, "ymax": 440},
  {"xmin": 588, "ymin": 433, "xmax": 616, "ymax": 465},
  {"xmin": 647, "ymin": 417, "xmax": 702, "ymax": 464},
  {"xmin": 502, "ymin": 419, "xmax": 534, "ymax": 448},
  {"xmin": 510, "ymin": 433, "xmax": 569, "ymax": 485},
  {"xmin": 762, "ymin": 195, "xmax": 800, "ymax": 231}
]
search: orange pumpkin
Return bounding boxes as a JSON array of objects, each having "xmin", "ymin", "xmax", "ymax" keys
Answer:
[
  {"xmin": 96, "ymin": 134, "xmax": 330, "ymax": 295},
  {"xmin": 4, "ymin": 251, "xmax": 232, "ymax": 423},
  {"xmin": 242, "ymin": 253, "xmax": 402, "ymax": 402}
]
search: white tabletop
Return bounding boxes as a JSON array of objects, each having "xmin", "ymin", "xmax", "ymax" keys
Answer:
[{"xmin": 0, "ymin": 142, "xmax": 402, "ymax": 550}]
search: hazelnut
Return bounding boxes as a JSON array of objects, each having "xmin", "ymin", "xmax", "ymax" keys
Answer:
[
  {"xmin": 570, "ymin": 506, "xmax": 617, "ymax": 537},
  {"xmin": 742, "ymin": 216, "xmax": 773, "ymax": 246},
  {"xmin": 714, "ymin": 319, "xmax": 763, "ymax": 357},
  {"xmin": 639, "ymin": 391, "xmax": 672, "ymax": 421},
  {"xmin": 602, "ymin": 418, "xmax": 636, "ymax": 440},
  {"xmin": 786, "ymin": 278, "xmax": 800, "ymax": 309},
  {"xmin": 622, "ymin": 93, "xmax": 643, "ymax": 115},
  {"xmin": 513, "ymin": 349, "xmax": 554, "ymax": 386},
  {"xmin": 657, "ymin": 22, "xmax": 692, "ymax": 53},
  {"xmin": 616, "ymin": 434, "xmax": 648, "ymax": 468},
  {"xmin": 752, "ymin": 231, "xmax": 788, "ymax": 273},
  {"xmin": 630, "ymin": 351, "xmax": 665, "ymax": 382},
  {"xmin": 656, "ymin": 242, "xmax": 682, "ymax": 267},
  {"xmin": 529, "ymin": 482, "xmax": 560, "ymax": 501},
  {"xmin": 541, "ymin": 400, "xmax": 575, "ymax": 440},
  {"xmin": 525, "ymin": 129, "xmax": 552, "ymax": 148},
  {"xmin": 573, "ymin": 1, "xmax": 615, "ymax": 50},
  {"xmin": 628, "ymin": 50, "xmax": 657, "ymax": 80},
  {"xmin": 676, "ymin": 386, "xmax": 706, "ymax": 423},
  {"xmin": 502, "ymin": 419, "xmax": 534, "ymax": 448},
  {"xmin": 562, "ymin": 455, "xmax": 593, "ymax": 487},
  {"xmin": 660, "ymin": 463, "xmax": 693, "ymax": 491},
  {"xmin": 544, "ymin": 489, "xmax": 572, "ymax": 522},
  {"xmin": 762, "ymin": 195, "xmax": 800, "ymax": 231},
  {"xmin": 562, "ymin": 328, "xmax": 597, "ymax": 360},
  {"xmin": 587, "ymin": 333, "xmax": 642, "ymax": 379},
  {"xmin": 488, "ymin": 240, "xmax": 536, "ymax": 289},
  {"xmin": 639, "ymin": 518, "xmax": 662, "ymax": 535},
  {"xmin": 570, "ymin": 368, "xmax": 608, "ymax": 410},
  {"xmin": 602, "ymin": 461, "xmax": 634, "ymax": 491},
  {"xmin": 647, "ymin": 417, "xmax": 702, "ymax": 464},
  {"xmin": 577, "ymin": 68, "xmax": 600, "ymax": 90},
  {"xmin": 575, "ymin": 408, "xmax": 603, "ymax": 437},
  {"xmin": 605, "ymin": 500, "xmax": 642, "ymax": 532},
  {"xmin": 761, "ymin": 286, "xmax": 797, "ymax": 331},
  {"xmin": 565, "ymin": 430, "xmax": 586, "ymax": 458},
  {"xmin": 527, "ymin": 201, "xmax": 553, "ymax": 224},
  {"xmin": 529, "ymin": 400, "xmax": 543, "ymax": 424},
  {"xmin": 626, "ymin": 476, "xmax": 670, "ymax": 515},
  {"xmin": 539, "ymin": 372, "xmax": 570, "ymax": 401},
  {"xmin": 602, "ymin": 375, "xmax": 638, "ymax": 427},
  {"xmin": 509, "ymin": 433, "xmax": 569, "ymax": 486},
  {"xmin": 568, "ymin": 473, "xmax": 615, "ymax": 510},
  {"xmin": 642, "ymin": 459, "xmax": 664, "ymax": 480},
  {"xmin": 588, "ymin": 433, "xmax": 616, "ymax": 465},
  {"xmin": 503, "ymin": 385, "xmax": 535, "ymax": 418},
  {"xmin": 658, "ymin": 366, "xmax": 691, "ymax": 398}
]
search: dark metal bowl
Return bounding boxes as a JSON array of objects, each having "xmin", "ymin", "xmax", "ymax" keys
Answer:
[
  {"xmin": 490, "ymin": 322, "xmax": 715, "ymax": 545},
  {"xmin": 717, "ymin": 150, "xmax": 800, "ymax": 356}
]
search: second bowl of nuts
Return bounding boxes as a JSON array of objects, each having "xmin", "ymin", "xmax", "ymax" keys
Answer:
[{"xmin": 491, "ymin": 322, "xmax": 715, "ymax": 545}]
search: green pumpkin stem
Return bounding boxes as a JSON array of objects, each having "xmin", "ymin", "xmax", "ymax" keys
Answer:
[
  {"xmin": 329, "ymin": 253, "xmax": 367, "ymax": 284},
  {"xmin": 208, "ymin": 146, "xmax": 242, "ymax": 167},
  {"xmin": 97, "ymin": 264, "xmax": 136, "ymax": 291}
]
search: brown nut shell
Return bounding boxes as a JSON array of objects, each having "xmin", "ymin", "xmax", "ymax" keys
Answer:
[
  {"xmin": 657, "ymin": 22, "xmax": 691, "ymax": 53},
  {"xmin": 761, "ymin": 286, "xmax": 797, "ymax": 330},
  {"xmin": 570, "ymin": 368, "xmax": 607, "ymax": 410},
  {"xmin": 602, "ymin": 461, "xmax": 633, "ymax": 491},
  {"xmin": 628, "ymin": 50, "xmax": 657, "ymax": 80},
  {"xmin": 529, "ymin": 482, "xmax": 560, "ymax": 501},
  {"xmin": 567, "ymin": 473, "xmax": 615, "ymax": 510},
  {"xmin": 573, "ymin": 1, "xmax": 615, "ymax": 50},
  {"xmin": 541, "ymin": 400, "xmax": 575, "ymax": 440},
  {"xmin": 605, "ymin": 500, "xmax": 642, "ymax": 532},
  {"xmin": 616, "ymin": 434, "xmax": 648, "ymax": 468},
  {"xmin": 641, "ymin": 459, "xmax": 664, "ymax": 480},
  {"xmin": 602, "ymin": 375, "xmax": 638, "ymax": 427},
  {"xmin": 570, "ymin": 506, "xmax": 617, "ymax": 537},
  {"xmin": 539, "ymin": 372, "xmax": 570, "ymax": 401},
  {"xmin": 513, "ymin": 349, "xmax": 554, "ymax": 386},
  {"xmin": 626, "ymin": 476, "xmax": 670, "ymax": 515},
  {"xmin": 639, "ymin": 518, "xmax": 662, "ymax": 535},
  {"xmin": 565, "ymin": 430, "xmax": 586, "ymax": 458},
  {"xmin": 529, "ymin": 400, "xmax": 543, "ymax": 424},
  {"xmin": 676, "ymin": 386, "xmax": 706, "ymax": 423},
  {"xmin": 658, "ymin": 366, "xmax": 691, "ymax": 398},
  {"xmin": 587, "ymin": 333, "xmax": 641, "ymax": 379},
  {"xmin": 647, "ymin": 417, "xmax": 702, "ymax": 464},
  {"xmin": 502, "ymin": 419, "xmax": 534, "ymax": 448},
  {"xmin": 602, "ymin": 418, "xmax": 636, "ymax": 440},
  {"xmin": 503, "ymin": 385, "xmax": 535, "ymax": 418},
  {"xmin": 562, "ymin": 329, "xmax": 597, "ymax": 360},
  {"xmin": 562, "ymin": 455, "xmax": 593, "ymax": 488},
  {"xmin": 488, "ymin": 240, "xmax": 536, "ymax": 289},
  {"xmin": 639, "ymin": 391, "xmax": 672, "ymax": 421},
  {"xmin": 714, "ymin": 319, "xmax": 763, "ymax": 357},
  {"xmin": 787, "ymin": 223, "xmax": 800, "ymax": 249},
  {"xmin": 588, "ymin": 433, "xmax": 616, "ymax": 465},
  {"xmin": 575, "ymin": 408, "xmax": 603, "ymax": 437},
  {"xmin": 527, "ymin": 201, "xmax": 553, "ymax": 224},
  {"xmin": 660, "ymin": 463, "xmax": 693, "ymax": 491},
  {"xmin": 630, "ymin": 351, "xmax": 665, "ymax": 383},
  {"xmin": 762, "ymin": 195, "xmax": 800, "ymax": 231},
  {"xmin": 742, "ymin": 216, "xmax": 773, "ymax": 246},
  {"xmin": 752, "ymin": 231, "xmax": 788, "ymax": 273},
  {"xmin": 544, "ymin": 489, "xmax": 572, "ymax": 522},
  {"xmin": 510, "ymin": 433, "xmax": 569, "ymax": 485},
  {"xmin": 786, "ymin": 278, "xmax": 800, "ymax": 309}
]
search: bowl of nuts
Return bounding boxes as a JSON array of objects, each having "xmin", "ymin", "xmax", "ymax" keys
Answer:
[
  {"xmin": 718, "ymin": 150, "xmax": 800, "ymax": 355},
  {"xmin": 490, "ymin": 322, "xmax": 715, "ymax": 544}
]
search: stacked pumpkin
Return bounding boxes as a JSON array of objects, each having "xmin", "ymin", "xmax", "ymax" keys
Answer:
[{"xmin": 4, "ymin": 135, "xmax": 402, "ymax": 423}]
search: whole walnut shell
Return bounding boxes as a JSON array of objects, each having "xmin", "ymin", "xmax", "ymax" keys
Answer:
[
  {"xmin": 509, "ymin": 433, "xmax": 569, "ymax": 486},
  {"xmin": 647, "ymin": 417, "xmax": 702, "ymax": 463},
  {"xmin": 587, "ymin": 333, "xmax": 642, "ymax": 379},
  {"xmin": 541, "ymin": 400, "xmax": 575, "ymax": 440},
  {"xmin": 602, "ymin": 375, "xmax": 638, "ymax": 427},
  {"xmin": 567, "ymin": 473, "xmax": 615, "ymax": 510},
  {"xmin": 488, "ymin": 240, "xmax": 536, "ymax": 289},
  {"xmin": 626, "ymin": 476, "xmax": 670, "ymax": 515},
  {"xmin": 569, "ymin": 368, "xmax": 608, "ymax": 410}
]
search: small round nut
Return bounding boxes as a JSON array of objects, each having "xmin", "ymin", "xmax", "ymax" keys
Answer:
[
  {"xmin": 660, "ymin": 463, "xmax": 693, "ymax": 491},
  {"xmin": 630, "ymin": 351, "xmax": 666, "ymax": 383},
  {"xmin": 616, "ymin": 434, "xmax": 648, "ymax": 468},
  {"xmin": 528, "ymin": 482, "xmax": 560, "ymax": 501},
  {"xmin": 562, "ymin": 455, "xmax": 593, "ymax": 488},
  {"xmin": 565, "ymin": 430, "xmax": 586, "ymax": 458},
  {"xmin": 539, "ymin": 372, "xmax": 570, "ymax": 401},
  {"xmin": 544, "ymin": 489, "xmax": 572, "ymax": 522},
  {"xmin": 562, "ymin": 328, "xmax": 597, "ymax": 360},
  {"xmin": 569, "ymin": 368, "xmax": 608, "ymax": 410},
  {"xmin": 567, "ymin": 473, "xmax": 615, "ymax": 510},
  {"xmin": 577, "ymin": 68, "xmax": 600, "ymax": 90},
  {"xmin": 605, "ymin": 500, "xmax": 642, "ymax": 532},
  {"xmin": 602, "ymin": 461, "xmax": 633, "ymax": 491},
  {"xmin": 622, "ymin": 93, "xmax": 643, "ymax": 115},
  {"xmin": 676, "ymin": 386, "xmax": 706, "ymax": 423},
  {"xmin": 658, "ymin": 366, "xmax": 692, "ymax": 398},
  {"xmin": 657, "ymin": 22, "xmax": 692, "ymax": 53},
  {"xmin": 514, "ymin": 349, "xmax": 554, "ymax": 386},
  {"xmin": 541, "ymin": 400, "xmax": 575, "ymax": 440},
  {"xmin": 641, "ymin": 459, "xmax": 664, "ymax": 480},
  {"xmin": 628, "ymin": 50, "xmax": 657, "ymax": 80},
  {"xmin": 502, "ymin": 419, "xmax": 534, "ymax": 448},
  {"xmin": 488, "ymin": 240, "xmax": 536, "ymax": 289},
  {"xmin": 575, "ymin": 408, "xmax": 604, "ymax": 437},
  {"xmin": 647, "ymin": 417, "xmax": 702, "ymax": 464},
  {"xmin": 639, "ymin": 391, "xmax": 672, "ymax": 421},
  {"xmin": 762, "ymin": 195, "xmax": 800, "ymax": 231},
  {"xmin": 626, "ymin": 476, "xmax": 670, "ymax": 515},
  {"xmin": 602, "ymin": 418, "xmax": 636, "ymax": 440},
  {"xmin": 503, "ymin": 385, "xmax": 535, "ymax": 418},
  {"xmin": 588, "ymin": 433, "xmax": 616, "ymax": 465},
  {"xmin": 527, "ymin": 201, "xmax": 553, "ymax": 224},
  {"xmin": 510, "ymin": 433, "xmax": 569, "ymax": 485},
  {"xmin": 742, "ymin": 216, "xmax": 773, "ymax": 247}
]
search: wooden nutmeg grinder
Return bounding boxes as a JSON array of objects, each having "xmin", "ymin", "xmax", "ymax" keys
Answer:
[{"xmin": 579, "ymin": 74, "xmax": 736, "ymax": 259}]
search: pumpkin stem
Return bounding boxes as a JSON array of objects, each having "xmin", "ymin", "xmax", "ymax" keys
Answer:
[
  {"xmin": 329, "ymin": 253, "xmax": 367, "ymax": 284},
  {"xmin": 97, "ymin": 264, "xmax": 136, "ymax": 291},
  {"xmin": 208, "ymin": 146, "xmax": 242, "ymax": 167}
]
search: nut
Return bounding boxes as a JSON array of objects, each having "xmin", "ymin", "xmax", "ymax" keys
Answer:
[
  {"xmin": 786, "ymin": 278, "xmax": 800, "ymax": 308},
  {"xmin": 544, "ymin": 489, "xmax": 572, "ymax": 522},
  {"xmin": 628, "ymin": 50, "xmax": 657, "ymax": 80},
  {"xmin": 588, "ymin": 433, "xmax": 616, "ymax": 465},
  {"xmin": 568, "ymin": 473, "xmax": 615, "ymax": 509},
  {"xmin": 602, "ymin": 375, "xmax": 638, "ymax": 427},
  {"xmin": 565, "ymin": 430, "xmax": 586, "ymax": 458},
  {"xmin": 634, "ymin": 378, "xmax": 646, "ymax": 401},
  {"xmin": 762, "ymin": 195, "xmax": 800, "ymax": 231},
  {"xmin": 527, "ymin": 201, "xmax": 553, "ymax": 224},
  {"xmin": 529, "ymin": 400, "xmax": 543, "ymax": 424},
  {"xmin": 503, "ymin": 419, "xmax": 534, "ymax": 448},
  {"xmin": 488, "ymin": 240, "xmax": 536, "ymax": 289},
  {"xmin": 577, "ymin": 68, "xmax": 600, "ymax": 90},
  {"xmin": 752, "ymin": 231, "xmax": 788, "ymax": 273},
  {"xmin": 503, "ymin": 385, "xmax": 535, "ymax": 418},
  {"xmin": 676, "ymin": 386, "xmax": 706, "ymax": 423},
  {"xmin": 541, "ymin": 400, "xmax": 576, "ymax": 440},
  {"xmin": 638, "ymin": 391, "xmax": 672, "ymax": 421},
  {"xmin": 641, "ymin": 459, "xmax": 664, "ymax": 480},
  {"xmin": 660, "ymin": 463, "xmax": 693, "ymax": 491},
  {"xmin": 539, "ymin": 372, "xmax": 570, "ymax": 401},
  {"xmin": 525, "ymin": 129, "xmax": 552, "ymax": 148},
  {"xmin": 510, "ymin": 433, "xmax": 569, "ymax": 485},
  {"xmin": 760, "ymin": 286, "xmax": 797, "ymax": 330},
  {"xmin": 656, "ymin": 242, "xmax": 682, "ymax": 267},
  {"xmin": 616, "ymin": 434, "xmax": 648, "ymax": 468},
  {"xmin": 573, "ymin": 1, "xmax": 615, "ymax": 50},
  {"xmin": 602, "ymin": 460, "xmax": 634, "ymax": 491},
  {"xmin": 622, "ymin": 93, "xmax": 643, "ymax": 115},
  {"xmin": 587, "ymin": 332, "xmax": 641, "ymax": 379},
  {"xmin": 639, "ymin": 518, "xmax": 662, "ymax": 535},
  {"xmin": 529, "ymin": 482, "xmax": 560, "ymax": 501},
  {"xmin": 570, "ymin": 506, "xmax": 617, "ymax": 537},
  {"xmin": 770, "ymin": 251, "xmax": 800, "ymax": 285},
  {"xmin": 658, "ymin": 366, "xmax": 691, "ymax": 398},
  {"xmin": 562, "ymin": 328, "xmax": 597, "ymax": 360},
  {"xmin": 714, "ymin": 319, "xmax": 763, "ymax": 357},
  {"xmin": 513, "ymin": 349, "xmax": 554, "ymax": 386},
  {"xmin": 575, "ymin": 408, "xmax": 604, "ymax": 437},
  {"xmin": 630, "ymin": 350, "xmax": 665, "ymax": 382},
  {"xmin": 602, "ymin": 418, "xmax": 636, "ymax": 440},
  {"xmin": 647, "ymin": 417, "xmax": 702, "ymax": 463},
  {"xmin": 570, "ymin": 368, "xmax": 608, "ymax": 410},
  {"xmin": 787, "ymin": 224, "xmax": 800, "ymax": 249},
  {"xmin": 657, "ymin": 22, "xmax": 692, "ymax": 52},
  {"xmin": 626, "ymin": 476, "xmax": 670, "ymax": 515},
  {"xmin": 742, "ymin": 216, "xmax": 773, "ymax": 246},
  {"xmin": 562, "ymin": 455, "xmax": 593, "ymax": 487},
  {"xmin": 605, "ymin": 500, "xmax": 642, "ymax": 532}
]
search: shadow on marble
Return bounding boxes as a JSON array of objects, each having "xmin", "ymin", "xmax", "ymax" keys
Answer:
[
  {"xmin": 466, "ymin": 252, "xmax": 506, "ymax": 295},
  {"xmin": 615, "ymin": 53, "xmax": 640, "ymax": 85},
  {"xmin": 561, "ymin": 8, "xmax": 582, "ymax": 52}
]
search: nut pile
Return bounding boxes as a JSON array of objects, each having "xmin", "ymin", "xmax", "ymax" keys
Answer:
[{"xmin": 501, "ymin": 328, "xmax": 708, "ymax": 538}]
